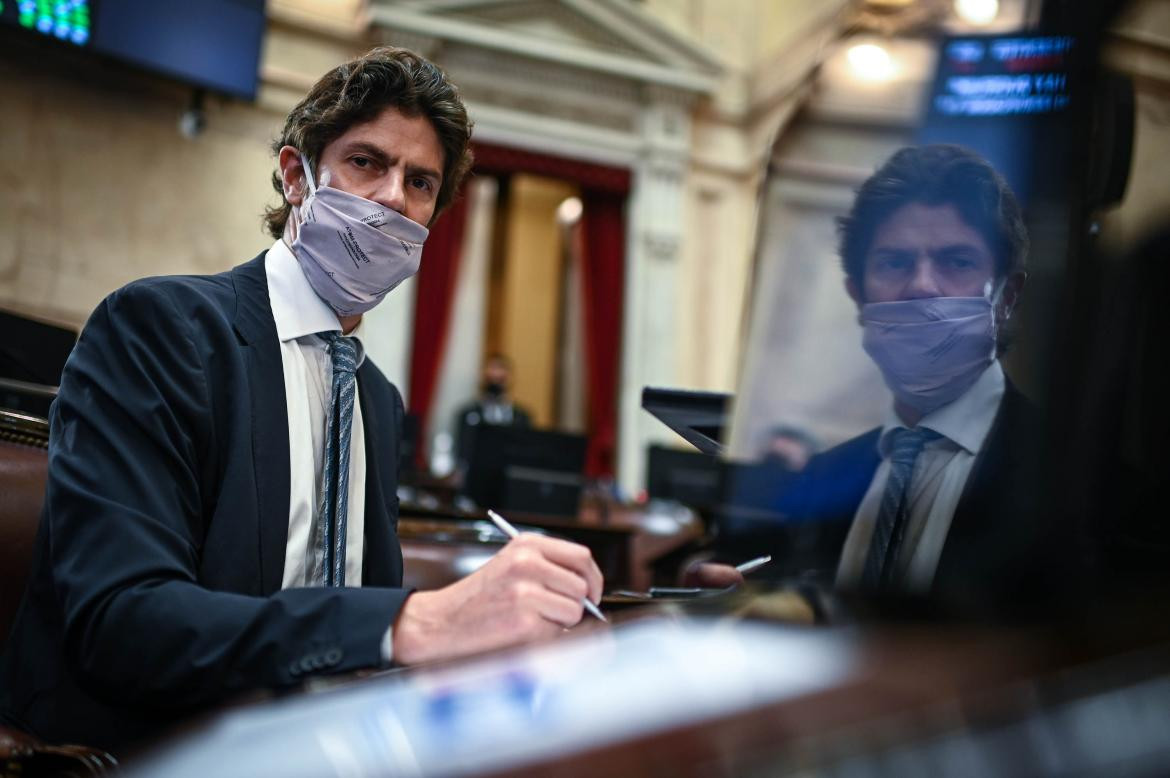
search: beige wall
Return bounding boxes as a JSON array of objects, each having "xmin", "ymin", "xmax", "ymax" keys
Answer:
[
  {"xmin": 642, "ymin": 0, "xmax": 831, "ymax": 75},
  {"xmin": 0, "ymin": 11, "xmax": 370, "ymax": 331},
  {"xmin": 0, "ymin": 64, "xmax": 277, "ymax": 327},
  {"xmin": 674, "ymin": 171, "xmax": 759, "ymax": 393}
]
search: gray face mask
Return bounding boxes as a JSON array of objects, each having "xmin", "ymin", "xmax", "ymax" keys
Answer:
[
  {"xmin": 291, "ymin": 153, "xmax": 428, "ymax": 317},
  {"xmin": 860, "ymin": 293, "xmax": 998, "ymax": 416}
]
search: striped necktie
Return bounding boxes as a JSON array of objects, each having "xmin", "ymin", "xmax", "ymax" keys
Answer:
[
  {"xmin": 862, "ymin": 426, "xmax": 940, "ymax": 588},
  {"xmin": 316, "ymin": 332, "xmax": 358, "ymax": 587}
]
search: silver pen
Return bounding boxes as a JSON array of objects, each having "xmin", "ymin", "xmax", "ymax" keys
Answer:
[
  {"xmin": 486, "ymin": 509, "xmax": 608, "ymax": 623},
  {"xmin": 735, "ymin": 555, "xmax": 772, "ymax": 575}
]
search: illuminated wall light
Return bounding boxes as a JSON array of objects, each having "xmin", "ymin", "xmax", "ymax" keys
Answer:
[
  {"xmin": 556, "ymin": 196, "xmax": 584, "ymax": 226},
  {"xmin": 847, "ymin": 43, "xmax": 896, "ymax": 81},
  {"xmin": 954, "ymin": 0, "xmax": 999, "ymax": 26}
]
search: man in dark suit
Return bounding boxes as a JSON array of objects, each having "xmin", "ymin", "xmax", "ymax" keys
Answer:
[
  {"xmin": 709, "ymin": 145, "xmax": 1054, "ymax": 611},
  {"xmin": 790, "ymin": 145, "xmax": 1048, "ymax": 607},
  {"xmin": 0, "ymin": 47, "xmax": 602, "ymax": 753}
]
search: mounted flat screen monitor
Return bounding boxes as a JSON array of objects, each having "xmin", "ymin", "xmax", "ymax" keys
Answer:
[
  {"xmin": 462, "ymin": 427, "xmax": 588, "ymax": 518},
  {"xmin": 93, "ymin": 0, "xmax": 266, "ymax": 99},
  {"xmin": 645, "ymin": 445, "xmax": 722, "ymax": 509},
  {"xmin": 1, "ymin": 0, "xmax": 266, "ymax": 100}
]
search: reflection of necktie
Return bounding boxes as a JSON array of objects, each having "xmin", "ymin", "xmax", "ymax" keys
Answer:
[
  {"xmin": 862, "ymin": 426, "xmax": 940, "ymax": 588},
  {"xmin": 316, "ymin": 332, "xmax": 358, "ymax": 587}
]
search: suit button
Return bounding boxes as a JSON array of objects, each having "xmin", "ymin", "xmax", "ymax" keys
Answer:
[
  {"xmin": 299, "ymin": 657, "xmax": 315, "ymax": 674},
  {"xmin": 324, "ymin": 648, "xmax": 343, "ymax": 666},
  {"xmin": 288, "ymin": 661, "xmax": 302, "ymax": 677},
  {"xmin": 310, "ymin": 654, "xmax": 326, "ymax": 670}
]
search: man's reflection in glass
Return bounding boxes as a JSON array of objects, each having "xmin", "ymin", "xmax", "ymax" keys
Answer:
[{"xmin": 776, "ymin": 144, "xmax": 1045, "ymax": 604}]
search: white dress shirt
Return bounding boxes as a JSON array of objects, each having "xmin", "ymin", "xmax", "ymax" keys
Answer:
[
  {"xmin": 836, "ymin": 361, "xmax": 1005, "ymax": 592},
  {"xmin": 265, "ymin": 239, "xmax": 367, "ymax": 590}
]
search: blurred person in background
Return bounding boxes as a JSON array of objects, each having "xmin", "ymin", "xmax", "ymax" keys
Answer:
[{"xmin": 454, "ymin": 352, "xmax": 532, "ymax": 472}]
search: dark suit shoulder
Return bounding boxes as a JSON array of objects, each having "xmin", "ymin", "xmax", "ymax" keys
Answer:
[
  {"xmin": 997, "ymin": 381, "xmax": 1042, "ymax": 436},
  {"xmin": 778, "ymin": 427, "xmax": 882, "ymax": 523},
  {"xmin": 810, "ymin": 428, "xmax": 882, "ymax": 470},
  {"xmin": 103, "ymin": 257, "xmax": 257, "ymax": 320}
]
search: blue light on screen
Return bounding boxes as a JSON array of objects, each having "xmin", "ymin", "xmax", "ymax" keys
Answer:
[
  {"xmin": 91, "ymin": 0, "xmax": 266, "ymax": 100},
  {"xmin": 5, "ymin": 0, "xmax": 90, "ymax": 46}
]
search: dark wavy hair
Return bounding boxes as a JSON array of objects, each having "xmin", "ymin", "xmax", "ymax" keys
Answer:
[
  {"xmin": 838, "ymin": 144, "xmax": 1028, "ymax": 288},
  {"xmin": 263, "ymin": 47, "xmax": 473, "ymax": 238}
]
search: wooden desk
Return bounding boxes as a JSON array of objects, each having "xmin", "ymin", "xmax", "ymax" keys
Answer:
[{"xmin": 398, "ymin": 499, "xmax": 704, "ymax": 591}]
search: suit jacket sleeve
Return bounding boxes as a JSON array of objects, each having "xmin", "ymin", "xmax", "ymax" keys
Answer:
[{"xmin": 46, "ymin": 281, "xmax": 409, "ymax": 711}]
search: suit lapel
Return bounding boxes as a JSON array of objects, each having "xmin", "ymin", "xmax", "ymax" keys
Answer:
[
  {"xmin": 936, "ymin": 383, "xmax": 1042, "ymax": 587},
  {"xmin": 231, "ymin": 254, "xmax": 292, "ymax": 595},
  {"xmin": 358, "ymin": 367, "xmax": 400, "ymax": 587}
]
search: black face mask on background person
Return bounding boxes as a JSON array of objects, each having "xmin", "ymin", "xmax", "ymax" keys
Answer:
[{"xmin": 483, "ymin": 381, "xmax": 506, "ymax": 400}]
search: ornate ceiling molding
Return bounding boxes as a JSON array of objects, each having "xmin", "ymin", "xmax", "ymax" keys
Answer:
[{"xmin": 370, "ymin": 0, "xmax": 721, "ymax": 95}]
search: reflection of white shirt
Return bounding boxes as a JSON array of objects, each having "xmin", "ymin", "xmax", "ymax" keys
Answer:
[
  {"xmin": 265, "ymin": 239, "xmax": 367, "ymax": 589},
  {"xmin": 836, "ymin": 361, "xmax": 1005, "ymax": 592},
  {"xmin": 481, "ymin": 400, "xmax": 515, "ymax": 425}
]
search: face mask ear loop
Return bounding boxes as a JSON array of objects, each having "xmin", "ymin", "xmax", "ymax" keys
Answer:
[
  {"xmin": 986, "ymin": 277, "xmax": 1012, "ymax": 320},
  {"xmin": 299, "ymin": 152, "xmax": 318, "ymax": 196},
  {"xmin": 985, "ymin": 278, "xmax": 1008, "ymax": 359}
]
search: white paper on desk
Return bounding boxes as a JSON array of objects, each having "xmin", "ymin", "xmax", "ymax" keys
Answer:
[{"xmin": 128, "ymin": 619, "xmax": 856, "ymax": 778}]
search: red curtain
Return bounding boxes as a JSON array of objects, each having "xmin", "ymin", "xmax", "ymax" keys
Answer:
[
  {"xmin": 407, "ymin": 187, "xmax": 471, "ymax": 463},
  {"xmin": 473, "ymin": 142, "xmax": 630, "ymax": 194},
  {"xmin": 579, "ymin": 189, "xmax": 626, "ymax": 478}
]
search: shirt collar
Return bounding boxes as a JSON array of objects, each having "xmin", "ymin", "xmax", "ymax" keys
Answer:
[
  {"xmin": 264, "ymin": 239, "xmax": 367, "ymax": 364},
  {"xmin": 878, "ymin": 360, "xmax": 1005, "ymax": 456}
]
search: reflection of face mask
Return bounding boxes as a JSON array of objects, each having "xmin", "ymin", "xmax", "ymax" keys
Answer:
[
  {"xmin": 861, "ymin": 296, "xmax": 997, "ymax": 415},
  {"xmin": 291, "ymin": 153, "xmax": 428, "ymax": 316}
]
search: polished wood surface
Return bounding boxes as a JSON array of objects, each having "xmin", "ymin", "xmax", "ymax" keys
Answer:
[{"xmin": 398, "ymin": 488, "xmax": 705, "ymax": 592}]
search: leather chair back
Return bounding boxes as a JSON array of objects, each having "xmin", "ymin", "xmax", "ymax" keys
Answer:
[{"xmin": 0, "ymin": 410, "xmax": 49, "ymax": 647}]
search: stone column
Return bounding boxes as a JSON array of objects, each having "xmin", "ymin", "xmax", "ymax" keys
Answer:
[{"xmin": 617, "ymin": 87, "xmax": 693, "ymax": 493}]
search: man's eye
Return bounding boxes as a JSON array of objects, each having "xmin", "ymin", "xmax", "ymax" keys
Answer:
[
  {"xmin": 351, "ymin": 157, "xmax": 371, "ymax": 169},
  {"xmin": 410, "ymin": 177, "xmax": 434, "ymax": 193},
  {"xmin": 944, "ymin": 255, "xmax": 976, "ymax": 270},
  {"xmin": 876, "ymin": 256, "xmax": 910, "ymax": 272}
]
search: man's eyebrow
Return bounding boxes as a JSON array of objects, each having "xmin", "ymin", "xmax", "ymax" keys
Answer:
[
  {"xmin": 868, "ymin": 246, "xmax": 914, "ymax": 258},
  {"xmin": 405, "ymin": 160, "xmax": 442, "ymax": 184},
  {"xmin": 341, "ymin": 141, "xmax": 391, "ymax": 165},
  {"xmin": 869, "ymin": 241, "xmax": 985, "ymax": 255},
  {"xmin": 933, "ymin": 242, "xmax": 984, "ymax": 253},
  {"xmin": 340, "ymin": 140, "xmax": 442, "ymax": 183}
]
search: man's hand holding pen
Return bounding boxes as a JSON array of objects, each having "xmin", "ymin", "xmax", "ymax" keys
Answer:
[{"xmin": 392, "ymin": 532, "xmax": 604, "ymax": 665}]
